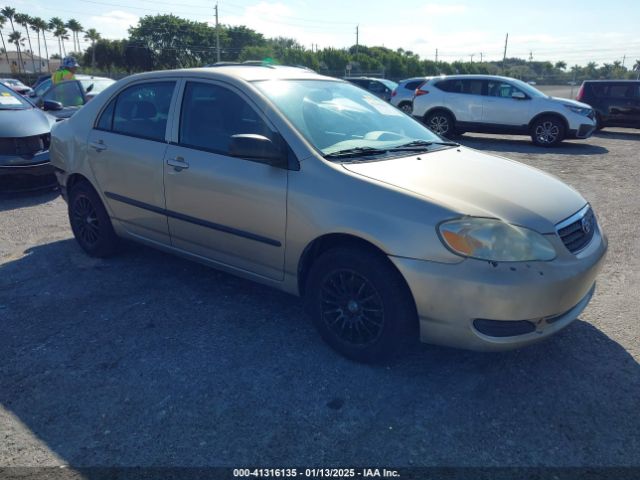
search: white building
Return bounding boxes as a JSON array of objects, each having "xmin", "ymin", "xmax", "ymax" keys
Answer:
[{"xmin": 0, "ymin": 51, "xmax": 60, "ymax": 75}]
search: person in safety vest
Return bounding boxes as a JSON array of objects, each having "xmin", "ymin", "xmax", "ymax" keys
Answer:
[{"xmin": 52, "ymin": 56, "xmax": 80, "ymax": 85}]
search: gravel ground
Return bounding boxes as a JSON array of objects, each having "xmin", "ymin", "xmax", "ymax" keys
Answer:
[{"xmin": 1, "ymin": 129, "xmax": 639, "ymax": 470}]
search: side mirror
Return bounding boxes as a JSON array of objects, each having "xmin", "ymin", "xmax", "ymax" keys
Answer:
[
  {"xmin": 85, "ymin": 83, "xmax": 94, "ymax": 93},
  {"xmin": 512, "ymin": 91, "xmax": 527, "ymax": 100},
  {"xmin": 28, "ymin": 91, "xmax": 37, "ymax": 98},
  {"xmin": 229, "ymin": 134, "xmax": 287, "ymax": 168},
  {"xmin": 42, "ymin": 99, "xmax": 63, "ymax": 111}
]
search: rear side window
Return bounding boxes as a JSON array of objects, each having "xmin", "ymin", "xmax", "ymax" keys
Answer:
[
  {"xmin": 589, "ymin": 83, "xmax": 606, "ymax": 97},
  {"xmin": 179, "ymin": 82, "xmax": 274, "ymax": 155},
  {"xmin": 462, "ymin": 80, "xmax": 483, "ymax": 95},
  {"xmin": 607, "ymin": 85, "xmax": 631, "ymax": 98},
  {"xmin": 111, "ymin": 82, "xmax": 176, "ymax": 141},
  {"xmin": 96, "ymin": 99, "xmax": 115, "ymax": 130},
  {"xmin": 435, "ymin": 79, "xmax": 463, "ymax": 93},
  {"xmin": 404, "ymin": 80, "xmax": 423, "ymax": 90}
]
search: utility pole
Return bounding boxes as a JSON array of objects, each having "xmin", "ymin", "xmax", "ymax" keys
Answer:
[
  {"xmin": 622, "ymin": 54, "xmax": 626, "ymax": 67},
  {"xmin": 502, "ymin": 33, "xmax": 509, "ymax": 74},
  {"xmin": 470, "ymin": 54, "xmax": 474, "ymax": 63},
  {"xmin": 529, "ymin": 50, "xmax": 533, "ymax": 62},
  {"xmin": 480, "ymin": 52, "xmax": 483, "ymax": 62},
  {"xmin": 355, "ymin": 25, "xmax": 359, "ymax": 55},
  {"xmin": 215, "ymin": 2, "xmax": 221, "ymax": 62},
  {"xmin": 435, "ymin": 48, "xmax": 438, "ymax": 64}
]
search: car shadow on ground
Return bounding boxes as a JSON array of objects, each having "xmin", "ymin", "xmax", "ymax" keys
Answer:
[
  {"xmin": 1, "ymin": 239, "xmax": 639, "ymax": 469},
  {"xmin": 0, "ymin": 187, "xmax": 60, "ymax": 213},
  {"xmin": 456, "ymin": 134, "xmax": 609, "ymax": 155}
]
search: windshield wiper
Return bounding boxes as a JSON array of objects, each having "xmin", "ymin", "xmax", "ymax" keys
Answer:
[
  {"xmin": 324, "ymin": 147, "xmax": 389, "ymax": 159},
  {"xmin": 388, "ymin": 140, "xmax": 460, "ymax": 150}
]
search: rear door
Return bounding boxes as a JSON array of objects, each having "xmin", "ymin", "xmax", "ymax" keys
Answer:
[
  {"xmin": 87, "ymin": 80, "xmax": 177, "ymax": 245},
  {"xmin": 630, "ymin": 83, "xmax": 640, "ymax": 126},
  {"xmin": 435, "ymin": 78, "xmax": 484, "ymax": 122},
  {"xmin": 482, "ymin": 79, "xmax": 531, "ymax": 127},
  {"xmin": 162, "ymin": 79, "xmax": 288, "ymax": 280},
  {"xmin": 603, "ymin": 83, "xmax": 637, "ymax": 126}
]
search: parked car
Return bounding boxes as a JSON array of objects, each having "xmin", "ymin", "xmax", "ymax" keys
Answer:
[
  {"xmin": 576, "ymin": 80, "xmax": 640, "ymax": 130},
  {"xmin": 0, "ymin": 82, "xmax": 57, "ymax": 192},
  {"xmin": 51, "ymin": 66, "xmax": 607, "ymax": 362},
  {"xmin": 30, "ymin": 75, "xmax": 116, "ymax": 118},
  {"xmin": 390, "ymin": 77, "xmax": 429, "ymax": 114},
  {"xmin": 344, "ymin": 76, "xmax": 398, "ymax": 102},
  {"xmin": 412, "ymin": 74, "xmax": 597, "ymax": 146},
  {"xmin": 0, "ymin": 78, "xmax": 33, "ymax": 96}
]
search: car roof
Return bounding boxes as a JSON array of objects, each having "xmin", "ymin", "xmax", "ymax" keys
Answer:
[
  {"xmin": 76, "ymin": 74, "xmax": 113, "ymax": 81},
  {"xmin": 428, "ymin": 74, "xmax": 523, "ymax": 82},
  {"xmin": 582, "ymin": 79, "xmax": 640, "ymax": 83},
  {"xmin": 125, "ymin": 65, "xmax": 335, "ymax": 83}
]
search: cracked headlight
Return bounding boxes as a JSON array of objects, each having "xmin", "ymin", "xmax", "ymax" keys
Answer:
[{"xmin": 438, "ymin": 218, "xmax": 557, "ymax": 262}]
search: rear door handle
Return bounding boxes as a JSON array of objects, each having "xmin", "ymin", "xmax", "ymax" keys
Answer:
[
  {"xmin": 89, "ymin": 140, "xmax": 107, "ymax": 152},
  {"xmin": 167, "ymin": 156, "xmax": 189, "ymax": 171}
]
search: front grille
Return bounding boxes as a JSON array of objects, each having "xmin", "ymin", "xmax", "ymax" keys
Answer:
[
  {"xmin": 0, "ymin": 134, "xmax": 50, "ymax": 156},
  {"xmin": 557, "ymin": 206, "xmax": 596, "ymax": 254},
  {"xmin": 473, "ymin": 319, "xmax": 536, "ymax": 337}
]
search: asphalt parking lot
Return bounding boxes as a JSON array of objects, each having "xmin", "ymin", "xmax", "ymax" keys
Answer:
[{"xmin": 1, "ymin": 129, "xmax": 639, "ymax": 470}]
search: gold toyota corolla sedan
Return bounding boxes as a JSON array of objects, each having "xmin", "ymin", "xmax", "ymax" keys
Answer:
[{"xmin": 50, "ymin": 65, "xmax": 607, "ymax": 362}]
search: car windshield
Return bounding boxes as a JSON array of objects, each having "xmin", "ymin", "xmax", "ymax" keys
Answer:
[
  {"xmin": 80, "ymin": 78, "xmax": 114, "ymax": 95},
  {"xmin": 509, "ymin": 78, "xmax": 547, "ymax": 98},
  {"xmin": 254, "ymin": 79, "xmax": 444, "ymax": 157},
  {"xmin": 0, "ymin": 83, "xmax": 30, "ymax": 110}
]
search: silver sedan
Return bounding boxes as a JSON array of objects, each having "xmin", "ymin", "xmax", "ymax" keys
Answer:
[{"xmin": 50, "ymin": 65, "xmax": 607, "ymax": 362}]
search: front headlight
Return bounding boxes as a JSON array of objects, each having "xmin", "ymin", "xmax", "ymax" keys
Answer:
[
  {"xmin": 563, "ymin": 104, "xmax": 591, "ymax": 116},
  {"xmin": 438, "ymin": 218, "xmax": 556, "ymax": 262}
]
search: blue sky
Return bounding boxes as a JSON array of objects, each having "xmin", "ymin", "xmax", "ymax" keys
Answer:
[{"xmin": 7, "ymin": 0, "xmax": 640, "ymax": 66}]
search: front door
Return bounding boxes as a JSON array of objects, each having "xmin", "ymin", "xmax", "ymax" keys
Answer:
[
  {"xmin": 87, "ymin": 80, "xmax": 177, "ymax": 244},
  {"xmin": 482, "ymin": 79, "xmax": 531, "ymax": 127},
  {"xmin": 163, "ymin": 80, "xmax": 287, "ymax": 281}
]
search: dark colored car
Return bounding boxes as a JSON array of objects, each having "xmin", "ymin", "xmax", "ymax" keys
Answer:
[
  {"xmin": 30, "ymin": 76, "xmax": 116, "ymax": 119},
  {"xmin": 576, "ymin": 80, "xmax": 640, "ymax": 129},
  {"xmin": 0, "ymin": 83, "xmax": 57, "ymax": 192},
  {"xmin": 344, "ymin": 76, "xmax": 399, "ymax": 102}
]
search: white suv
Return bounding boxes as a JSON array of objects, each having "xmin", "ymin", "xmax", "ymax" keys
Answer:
[{"xmin": 412, "ymin": 75, "xmax": 596, "ymax": 146}]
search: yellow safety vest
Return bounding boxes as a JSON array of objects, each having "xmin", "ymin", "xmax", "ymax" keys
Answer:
[{"xmin": 52, "ymin": 68, "xmax": 75, "ymax": 85}]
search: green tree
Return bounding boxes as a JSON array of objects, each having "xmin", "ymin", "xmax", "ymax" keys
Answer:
[
  {"xmin": 555, "ymin": 60, "xmax": 567, "ymax": 70},
  {"xmin": 223, "ymin": 25, "xmax": 265, "ymax": 61},
  {"xmin": 30, "ymin": 17, "xmax": 49, "ymax": 72},
  {"xmin": 15, "ymin": 13, "xmax": 37, "ymax": 73},
  {"xmin": 0, "ymin": 15, "xmax": 10, "ymax": 67},
  {"xmin": 1, "ymin": 7, "xmax": 18, "ymax": 70},
  {"xmin": 84, "ymin": 28, "xmax": 101, "ymax": 68},
  {"xmin": 49, "ymin": 17, "xmax": 65, "ymax": 58},
  {"xmin": 66, "ymin": 18, "xmax": 83, "ymax": 53},
  {"xmin": 8, "ymin": 30, "xmax": 23, "ymax": 72}
]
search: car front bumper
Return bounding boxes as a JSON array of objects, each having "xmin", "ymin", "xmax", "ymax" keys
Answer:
[
  {"xmin": 390, "ymin": 228, "xmax": 607, "ymax": 351},
  {"xmin": 0, "ymin": 151, "xmax": 56, "ymax": 192}
]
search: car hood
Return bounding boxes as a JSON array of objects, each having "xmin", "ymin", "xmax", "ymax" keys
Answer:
[
  {"xmin": 550, "ymin": 97, "xmax": 592, "ymax": 109},
  {"xmin": 0, "ymin": 107, "xmax": 55, "ymax": 137},
  {"xmin": 342, "ymin": 146, "xmax": 586, "ymax": 233}
]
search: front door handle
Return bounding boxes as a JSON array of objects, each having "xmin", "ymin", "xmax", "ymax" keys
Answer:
[
  {"xmin": 167, "ymin": 156, "xmax": 189, "ymax": 171},
  {"xmin": 89, "ymin": 140, "xmax": 107, "ymax": 152}
]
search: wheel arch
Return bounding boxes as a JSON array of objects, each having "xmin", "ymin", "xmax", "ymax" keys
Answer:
[
  {"xmin": 423, "ymin": 106, "xmax": 457, "ymax": 123},
  {"xmin": 528, "ymin": 112, "xmax": 569, "ymax": 132},
  {"xmin": 66, "ymin": 173, "xmax": 94, "ymax": 192}
]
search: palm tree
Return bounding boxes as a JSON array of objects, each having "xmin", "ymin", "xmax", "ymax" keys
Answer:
[
  {"xmin": 0, "ymin": 15, "xmax": 10, "ymax": 67},
  {"xmin": 0, "ymin": 6, "xmax": 16, "ymax": 33},
  {"xmin": 15, "ymin": 13, "xmax": 37, "ymax": 73},
  {"xmin": 84, "ymin": 28, "xmax": 101, "ymax": 68},
  {"xmin": 30, "ymin": 17, "xmax": 49, "ymax": 73},
  {"xmin": 66, "ymin": 19, "xmax": 82, "ymax": 53},
  {"xmin": 634, "ymin": 59, "xmax": 640, "ymax": 80},
  {"xmin": 8, "ymin": 30, "xmax": 24, "ymax": 73},
  {"xmin": 49, "ymin": 17, "xmax": 65, "ymax": 58}
]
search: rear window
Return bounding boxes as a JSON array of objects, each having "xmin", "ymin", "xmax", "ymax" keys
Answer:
[
  {"xmin": 435, "ymin": 79, "xmax": 483, "ymax": 95},
  {"xmin": 404, "ymin": 80, "xmax": 423, "ymax": 90},
  {"xmin": 608, "ymin": 85, "xmax": 630, "ymax": 98}
]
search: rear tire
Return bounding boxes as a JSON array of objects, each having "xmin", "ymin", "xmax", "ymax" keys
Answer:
[
  {"xmin": 425, "ymin": 110, "xmax": 455, "ymax": 138},
  {"xmin": 305, "ymin": 247, "xmax": 416, "ymax": 363},
  {"xmin": 68, "ymin": 181, "xmax": 119, "ymax": 257},
  {"xmin": 595, "ymin": 113, "xmax": 604, "ymax": 131},
  {"xmin": 530, "ymin": 116, "xmax": 565, "ymax": 147},
  {"xmin": 398, "ymin": 102, "xmax": 413, "ymax": 115}
]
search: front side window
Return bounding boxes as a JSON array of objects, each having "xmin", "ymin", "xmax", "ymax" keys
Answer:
[
  {"xmin": 112, "ymin": 82, "xmax": 175, "ymax": 141},
  {"xmin": 487, "ymin": 81, "xmax": 522, "ymax": 98},
  {"xmin": 179, "ymin": 82, "xmax": 274, "ymax": 155},
  {"xmin": 43, "ymin": 81, "xmax": 84, "ymax": 107},
  {"xmin": 255, "ymin": 79, "xmax": 442, "ymax": 155}
]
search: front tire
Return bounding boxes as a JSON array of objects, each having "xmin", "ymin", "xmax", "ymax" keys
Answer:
[
  {"xmin": 398, "ymin": 102, "xmax": 413, "ymax": 115},
  {"xmin": 68, "ymin": 181, "xmax": 119, "ymax": 257},
  {"xmin": 425, "ymin": 110, "xmax": 455, "ymax": 138},
  {"xmin": 530, "ymin": 116, "xmax": 565, "ymax": 147},
  {"xmin": 305, "ymin": 247, "xmax": 416, "ymax": 362}
]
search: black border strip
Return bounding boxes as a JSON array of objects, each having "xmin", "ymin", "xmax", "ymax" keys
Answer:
[{"xmin": 104, "ymin": 191, "xmax": 282, "ymax": 247}]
